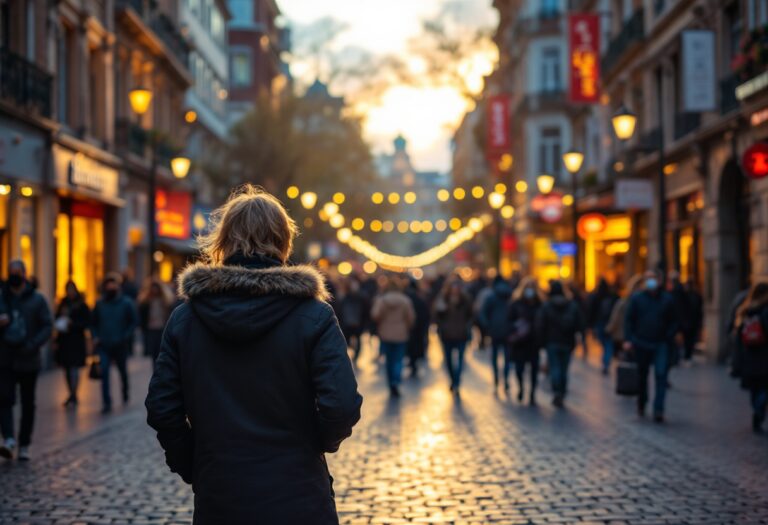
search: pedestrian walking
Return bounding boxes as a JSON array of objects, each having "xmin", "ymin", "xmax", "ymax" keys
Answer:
[
  {"xmin": 138, "ymin": 278, "xmax": 175, "ymax": 363},
  {"xmin": 92, "ymin": 273, "xmax": 137, "ymax": 413},
  {"xmin": 54, "ymin": 281, "xmax": 91, "ymax": 407},
  {"xmin": 605, "ymin": 274, "xmax": 644, "ymax": 357},
  {"xmin": 683, "ymin": 280, "xmax": 703, "ymax": 362},
  {"xmin": 623, "ymin": 270, "xmax": 677, "ymax": 422},
  {"xmin": 371, "ymin": 276, "xmax": 415, "ymax": 397},
  {"xmin": 535, "ymin": 280, "xmax": 585, "ymax": 408},
  {"xmin": 472, "ymin": 276, "xmax": 493, "ymax": 351},
  {"xmin": 479, "ymin": 276, "xmax": 513, "ymax": 391},
  {"xmin": 509, "ymin": 277, "xmax": 543, "ymax": 404},
  {"xmin": 337, "ymin": 277, "xmax": 370, "ymax": 363},
  {"xmin": 146, "ymin": 186, "xmax": 361, "ymax": 524},
  {"xmin": 731, "ymin": 281, "xmax": 768, "ymax": 433},
  {"xmin": 588, "ymin": 278, "xmax": 619, "ymax": 374},
  {"xmin": 121, "ymin": 267, "xmax": 139, "ymax": 357},
  {"xmin": 0, "ymin": 260, "xmax": 53, "ymax": 461},
  {"xmin": 435, "ymin": 280, "xmax": 474, "ymax": 394},
  {"xmin": 405, "ymin": 279, "xmax": 430, "ymax": 377}
]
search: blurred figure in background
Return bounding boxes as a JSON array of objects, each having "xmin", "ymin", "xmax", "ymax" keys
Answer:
[
  {"xmin": 337, "ymin": 277, "xmax": 370, "ymax": 363},
  {"xmin": 121, "ymin": 268, "xmax": 139, "ymax": 357},
  {"xmin": 371, "ymin": 277, "xmax": 415, "ymax": 397},
  {"xmin": 536, "ymin": 281, "xmax": 585, "ymax": 408},
  {"xmin": 731, "ymin": 280, "xmax": 768, "ymax": 433},
  {"xmin": 683, "ymin": 280, "xmax": 703, "ymax": 363},
  {"xmin": 479, "ymin": 276, "xmax": 513, "ymax": 392},
  {"xmin": 435, "ymin": 279, "xmax": 474, "ymax": 394},
  {"xmin": 624, "ymin": 269, "xmax": 677, "ymax": 423},
  {"xmin": 606, "ymin": 274, "xmax": 644, "ymax": 359},
  {"xmin": 588, "ymin": 278, "xmax": 619, "ymax": 374},
  {"xmin": 54, "ymin": 281, "xmax": 91, "ymax": 407},
  {"xmin": 508, "ymin": 277, "xmax": 543, "ymax": 404},
  {"xmin": 472, "ymin": 275, "xmax": 493, "ymax": 351},
  {"xmin": 405, "ymin": 279, "xmax": 430, "ymax": 377},
  {"xmin": 138, "ymin": 278, "xmax": 175, "ymax": 364}
]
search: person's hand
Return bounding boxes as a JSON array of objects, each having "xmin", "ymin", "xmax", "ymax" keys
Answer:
[{"xmin": 623, "ymin": 341, "xmax": 633, "ymax": 352}]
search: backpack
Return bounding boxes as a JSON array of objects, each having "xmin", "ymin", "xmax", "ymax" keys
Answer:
[
  {"xmin": 740, "ymin": 314, "xmax": 767, "ymax": 348},
  {"xmin": 3, "ymin": 309, "xmax": 27, "ymax": 348}
]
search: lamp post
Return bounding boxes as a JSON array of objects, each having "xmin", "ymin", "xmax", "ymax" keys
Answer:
[
  {"xmin": 612, "ymin": 96, "xmax": 667, "ymax": 274},
  {"xmin": 562, "ymin": 150, "xmax": 584, "ymax": 282},
  {"xmin": 129, "ymin": 87, "xmax": 190, "ymax": 276},
  {"xmin": 536, "ymin": 174, "xmax": 555, "ymax": 195}
]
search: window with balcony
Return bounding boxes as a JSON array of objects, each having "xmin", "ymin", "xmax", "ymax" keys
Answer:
[
  {"xmin": 538, "ymin": 127, "xmax": 562, "ymax": 178},
  {"xmin": 540, "ymin": 46, "xmax": 561, "ymax": 92},
  {"xmin": 231, "ymin": 48, "xmax": 252, "ymax": 87}
]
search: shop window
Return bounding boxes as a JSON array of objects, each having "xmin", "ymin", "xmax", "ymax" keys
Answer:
[{"xmin": 56, "ymin": 202, "xmax": 105, "ymax": 306}]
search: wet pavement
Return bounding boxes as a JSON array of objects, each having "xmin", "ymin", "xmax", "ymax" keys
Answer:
[{"xmin": 1, "ymin": 336, "xmax": 767, "ymax": 524}]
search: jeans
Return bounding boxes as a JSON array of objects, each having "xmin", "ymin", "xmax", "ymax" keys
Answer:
[
  {"xmin": 515, "ymin": 351, "xmax": 540, "ymax": 397},
  {"xmin": 596, "ymin": 323, "xmax": 614, "ymax": 371},
  {"xmin": 751, "ymin": 387, "xmax": 768, "ymax": 420},
  {"xmin": 635, "ymin": 343, "xmax": 670, "ymax": 415},
  {"xmin": 546, "ymin": 345, "xmax": 573, "ymax": 397},
  {"xmin": 99, "ymin": 345, "xmax": 129, "ymax": 408},
  {"xmin": 0, "ymin": 368, "xmax": 38, "ymax": 446},
  {"xmin": 490, "ymin": 339, "xmax": 511, "ymax": 387},
  {"xmin": 442, "ymin": 339, "xmax": 467, "ymax": 388},
  {"xmin": 380, "ymin": 341, "xmax": 406, "ymax": 387}
]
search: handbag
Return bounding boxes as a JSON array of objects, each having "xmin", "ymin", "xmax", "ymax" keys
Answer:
[
  {"xmin": 616, "ymin": 359, "xmax": 639, "ymax": 396},
  {"xmin": 88, "ymin": 356, "xmax": 102, "ymax": 381}
]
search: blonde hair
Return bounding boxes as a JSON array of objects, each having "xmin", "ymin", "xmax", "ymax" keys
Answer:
[{"xmin": 198, "ymin": 185, "xmax": 297, "ymax": 264}]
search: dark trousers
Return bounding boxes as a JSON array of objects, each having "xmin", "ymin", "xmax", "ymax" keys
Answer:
[
  {"xmin": 683, "ymin": 329, "xmax": 698, "ymax": 360},
  {"xmin": 380, "ymin": 341, "xmax": 405, "ymax": 387},
  {"xmin": 343, "ymin": 328, "xmax": 363, "ymax": 361},
  {"xmin": 442, "ymin": 339, "xmax": 467, "ymax": 389},
  {"xmin": 99, "ymin": 345, "xmax": 129, "ymax": 408},
  {"xmin": 0, "ymin": 368, "xmax": 38, "ymax": 446},
  {"xmin": 751, "ymin": 387, "xmax": 768, "ymax": 420},
  {"xmin": 515, "ymin": 351, "xmax": 540, "ymax": 397},
  {"xmin": 546, "ymin": 345, "xmax": 573, "ymax": 397},
  {"xmin": 490, "ymin": 339, "xmax": 511, "ymax": 387},
  {"xmin": 63, "ymin": 366, "xmax": 80, "ymax": 401},
  {"xmin": 636, "ymin": 344, "xmax": 670, "ymax": 415}
]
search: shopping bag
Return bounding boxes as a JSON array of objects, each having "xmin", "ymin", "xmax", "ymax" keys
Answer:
[{"xmin": 616, "ymin": 360, "xmax": 638, "ymax": 396}]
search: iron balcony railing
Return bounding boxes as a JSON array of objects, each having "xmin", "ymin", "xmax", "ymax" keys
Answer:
[
  {"xmin": 601, "ymin": 9, "xmax": 645, "ymax": 75},
  {"xmin": 115, "ymin": 118, "xmax": 180, "ymax": 167},
  {"xmin": 673, "ymin": 112, "xmax": 701, "ymax": 141},
  {"xmin": 0, "ymin": 47, "xmax": 53, "ymax": 118},
  {"xmin": 117, "ymin": 0, "xmax": 188, "ymax": 66},
  {"xmin": 516, "ymin": 89, "xmax": 566, "ymax": 114}
]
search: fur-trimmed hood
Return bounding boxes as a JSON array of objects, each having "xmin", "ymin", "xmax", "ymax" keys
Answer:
[
  {"xmin": 177, "ymin": 262, "xmax": 330, "ymax": 343},
  {"xmin": 178, "ymin": 262, "xmax": 330, "ymax": 302}
]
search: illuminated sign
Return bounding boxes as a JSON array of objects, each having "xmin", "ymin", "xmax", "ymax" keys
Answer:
[
  {"xmin": 156, "ymin": 190, "xmax": 192, "ymax": 239},
  {"xmin": 568, "ymin": 14, "xmax": 600, "ymax": 104},
  {"xmin": 486, "ymin": 95, "xmax": 511, "ymax": 162},
  {"xmin": 531, "ymin": 193, "xmax": 564, "ymax": 223},
  {"xmin": 577, "ymin": 213, "xmax": 608, "ymax": 239},
  {"xmin": 742, "ymin": 143, "xmax": 768, "ymax": 179},
  {"xmin": 750, "ymin": 107, "xmax": 768, "ymax": 127}
]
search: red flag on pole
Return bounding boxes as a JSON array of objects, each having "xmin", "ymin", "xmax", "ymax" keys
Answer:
[
  {"xmin": 568, "ymin": 14, "xmax": 600, "ymax": 103},
  {"xmin": 486, "ymin": 95, "xmax": 511, "ymax": 162}
]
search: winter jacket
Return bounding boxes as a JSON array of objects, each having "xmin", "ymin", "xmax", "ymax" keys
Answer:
[
  {"xmin": 371, "ymin": 291, "xmax": 415, "ymax": 344},
  {"xmin": 54, "ymin": 297, "xmax": 91, "ymax": 368},
  {"xmin": 624, "ymin": 290, "xmax": 677, "ymax": 352},
  {"xmin": 92, "ymin": 294, "xmax": 137, "ymax": 349},
  {"xmin": 435, "ymin": 294, "xmax": 474, "ymax": 342},
  {"xmin": 535, "ymin": 296, "xmax": 585, "ymax": 349},
  {"xmin": 406, "ymin": 287, "xmax": 430, "ymax": 359},
  {"xmin": 606, "ymin": 297, "xmax": 630, "ymax": 343},
  {"xmin": 0, "ymin": 283, "xmax": 53, "ymax": 372},
  {"xmin": 337, "ymin": 290, "xmax": 370, "ymax": 333},
  {"xmin": 479, "ymin": 281, "xmax": 513, "ymax": 340},
  {"xmin": 733, "ymin": 302, "xmax": 768, "ymax": 390},
  {"xmin": 145, "ymin": 255, "xmax": 362, "ymax": 525},
  {"xmin": 509, "ymin": 298, "xmax": 541, "ymax": 361}
]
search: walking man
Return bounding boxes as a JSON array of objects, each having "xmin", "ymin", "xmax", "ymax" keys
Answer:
[
  {"xmin": 371, "ymin": 276, "xmax": 415, "ymax": 397},
  {"xmin": 0, "ymin": 260, "xmax": 53, "ymax": 461},
  {"xmin": 92, "ymin": 273, "xmax": 137, "ymax": 413},
  {"xmin": 624, "ymin": 269, "xmax": 677, "ymax": 422}
]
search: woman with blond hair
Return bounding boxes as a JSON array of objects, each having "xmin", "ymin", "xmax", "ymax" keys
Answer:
[
  {"xmin": 145, "ymin": 185, "xmax": 362, "ymax": 524},
  {"xmin": 732, "ymin": 280, "xmax": 768, "ymax": 433},
  {"xmin": 508, "ymin": 277, "xmax": 543, "ymax": 404}
]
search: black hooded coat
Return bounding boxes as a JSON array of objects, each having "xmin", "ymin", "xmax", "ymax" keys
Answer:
[{"xmin": 145, "ymin": 256, "xmax": 362, "ymax": 525}]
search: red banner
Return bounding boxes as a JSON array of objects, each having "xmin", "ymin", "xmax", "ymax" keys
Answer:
[
  {"xmin": 156, "ymin": 190, "xmax": 192, "ymax": 240},
  {"xmin": 568, "ymin": 14, "xmax": 600, "ymax": 103},
  {"xmin": 486, "ymin": 95, "xmax": 511, "ymax": 162}
]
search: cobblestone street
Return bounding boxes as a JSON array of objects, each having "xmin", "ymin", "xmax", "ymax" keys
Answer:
[{"xmin": 1, "ymin": 339, "xmax": 768, "ymax": 524}]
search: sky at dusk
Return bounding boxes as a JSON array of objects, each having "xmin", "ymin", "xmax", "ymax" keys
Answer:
[{"xmin": 281, "ymin": 1, "xmax": 498, "ymax": 172}]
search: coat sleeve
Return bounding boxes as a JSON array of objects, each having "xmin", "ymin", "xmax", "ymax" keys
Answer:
[
  {"xmin": 624, "ymin": 295, "xmax": 637, "ymax": 344},
  {"xmin": 29, "ymin": 295, "xmax": 53, "ymax": 350},
  {"xmin": 310, "ymin": 304, "xmax": 363, "ymax": 453},
  {"xmin": 534, "ymin": 305, "xmax": 546, "ymax": 343},
  {"xmin": 145, "ymin": 308, "xmax": 194, "ymax": 484},
  {"xmin": 123, "ymin": 300, "xmax": 138, "ymax": 343}
]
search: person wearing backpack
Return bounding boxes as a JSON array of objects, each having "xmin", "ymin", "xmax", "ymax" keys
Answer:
[
  {"xmin": 624, "ymin": 269, "xmax": 677, "ymax": 423},
  {"xmin": 535, "ymin": 280, "xmax": 585, "ymax": 408},
  {"xmin": 732, "ymin": 281, "xmax": 768, "ymax": 433},
  {"xmin": 0, "ymin": 260, "xmax": 53, "ymax": 461}
]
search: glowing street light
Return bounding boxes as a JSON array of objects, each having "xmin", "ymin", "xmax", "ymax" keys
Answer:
[
  {"xmin": 562, "ymin": 150, "xmax": 584, "ymax": 174},
  {"xmin": 501, "ymin": 205, "xmax": 515, "ymax": 219},
  {"xmin": 286, "ymin": 186, "xmax": 300, "ymax": 199},
  {"xmin": 300, "ymin": 192, "xmax": 318, "ymax": 209},
  {"xmin": 170, "ymin": 157, "xmax": 191, "ymax": 179},
  {"xmin": 537, "ymin": 174, "xmax": 555, "ymax": 195},
  {"xmin": 488, "ymin": 192, "xmax": 505, "ymax": 209},
  {"xmin": 129, "ymin": 87, "xmax": 153, "ymax": 115},
  {"xmin": 611, "ymin": 105, "xmax": 637, "ymax": 141},
  {"xmin": 323, "ymin": 202, "xmax": 339, "ymax": 217}
]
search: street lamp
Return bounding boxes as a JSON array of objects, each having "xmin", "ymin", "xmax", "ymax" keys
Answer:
[
  {"xmin": 129, "ymin": 87, "xmax": 153, "ymax": 116},
  {"xmin": 562, "ymin": 150, "xmax": 584, "ymax": 283},
  {"xmin": 488, "ymin": 191, "xmax": 505, "ymax": 209},
  {"xmin": 611, "ymin": 105, "xmax": 637, "ymax": 141},
  {"xmin": 537, "ymin": 174, "xmax": 555, "ymax": 195},
  {"xmin": 170, "ymin": 157, "xmax": 191, "ymax": 179}
]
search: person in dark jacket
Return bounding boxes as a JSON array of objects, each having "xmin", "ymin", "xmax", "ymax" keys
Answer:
[
  {"xmin": 405, "ymin": 279, "xmax": 430, "ymax": 377},
  {"xmin": 54, "ymin": 281, "xmax": 91, "ymax": 407},
  {"xmin": 138, "ymin": 278, "xmax": 175, "ymax": 364},
  {"xmin": 337, "ymin": 277, "xmax": 370, "ymax": 363},
  {"xmin": 435, "ymin": 280, "xmax": 474, "ymax": 394},
  {"xmin": 479, "ymin": 277, "xmax": 513, "ymax": 391},
  {"xmin": 145, "ymin": 186, "xmax": 362, "ymax": 525},
  {"xmin": 509, "ymin": 277, "xmax": 543, "ymax": 404},
  {"xmin": 683, "ymin": 279, "xmax": 703, "ymax": 362},
  {"xmin": 588, "ymin": 278, "xmax": 619, "ymax": 374},
  {"xmin": 92, "ymin": 273, "xmax": 138, "ymax": 413},
  {"xmin": 624, "ymin": 270, "xmax": 678, "ymax": 422},
  {"xmin": 731, "ymin": 281, "xmax": 768, "ymax": 433},
  {"xmin": 535, "ymin": 280, "xmax": 585, "ymax": 408},
  {"xmin": 0, "ymin": 260, "xmax": 53, "ymax": 461}
]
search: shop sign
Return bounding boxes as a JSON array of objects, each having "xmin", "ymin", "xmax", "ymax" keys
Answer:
[
  {"xmin": 615, "ymin": 179, "xmax": 654, "ymax": 209},
  {"xmin": 736, "ymin": 70, "xmax": 768, "ymax": 101},
  {"xmin": 551, "ymin": 242, "xmax": 576, "ymax": 257},
  {"xmin": 531, "ymin": 193, "xmax": 564, "ymax": 223},
  {"xmin": 568, "ymin": 14, "xmax": 600, "ymax": 104},
  {"xmin": 486, "ymin": 95, "xmax": 511, "ymax": 162},
  {"xmin": 54, "ymin": 146, "xmax": 119, "ymax": 201},
  {"xmin": 156, "ymin": 190, "xmax": 192, "ymax": 239},
  {"xmin": 577, "ymin": 213, "xmax": 607, "ymax": 239},
  {"xmin": 750, "ymin": 107, "xmax": 768, "ymax": 127},
  {"xmin": 742, "ymin": 142, "xmax": 768, "ymax": 179},
  {"xmin": 681, "ymin": 30, "xmax": 716, "ymax": 112}
]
